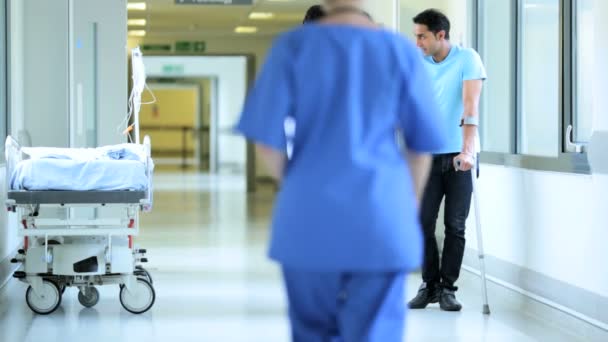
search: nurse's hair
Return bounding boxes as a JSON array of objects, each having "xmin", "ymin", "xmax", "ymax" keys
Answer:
[
  {"xmin": 303, "ymin": 5, "xmax": 325, "ymax": 24},
  {"xmin": 413, "ymin": 9, "xmax": 451, "ymax": 40},
  {"xmin": 322, "ymin": 0, "xmax": 364, "ymax": 10},
  {"xmin": 322, "ymin": 0, "xmax": 373, "ymax": 21}
]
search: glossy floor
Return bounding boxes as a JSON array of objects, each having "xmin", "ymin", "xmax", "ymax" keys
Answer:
[{"xmin": 0, "ymin": 173, "xmax": 598, "ymax": 341}]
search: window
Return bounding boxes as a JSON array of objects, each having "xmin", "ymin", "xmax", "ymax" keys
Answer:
[
  {"xmin": 475, "ymin": 0, "xmax": 590, "ymax": 173},
  {"xmin": 400, "ymin": 0, "xmax": 590, "ymax": 172},
  {"xmin": 573, "ymin": 0, "xmax": 594, "ymax": 144},
  {"xmin": 478, "ymin": 0, "xmax": 516, "ymax": 153},
  {"xmin": 519, "ymin": 0, "xmax": 560, "ymax": 157}
]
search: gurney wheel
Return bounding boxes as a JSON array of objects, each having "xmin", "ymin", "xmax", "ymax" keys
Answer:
[
  {"xmin": 119, "ymin": 278, "xmax": 155, "ymax": 314},
  {"xmin": 134, "ymin": 266, "xmax": 153, "ymax": 284},
  {"xmin": 25, "ymin": 280, "xmax": 62, "ymax": 315},
  {"xmin": 78, "ymin": 287, "xmax": 100, "ymax": 308}
]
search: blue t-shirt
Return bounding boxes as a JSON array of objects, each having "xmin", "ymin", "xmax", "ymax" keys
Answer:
[
  {"xmin": 237, "ymin": 25, "xmax": 448, "ymax": 271},
  {"xmin": 423, "ymin": 45, "xmax": 487, "ymax": 154}
]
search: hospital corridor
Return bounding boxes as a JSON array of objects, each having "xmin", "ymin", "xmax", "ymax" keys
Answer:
[
  {"xmin": 0, "ymin": 172, "xmax": 600, "ymax": 341},
  {"xmin": 0, "ymin": 0, "xmax": 608, "ymax": 342}
]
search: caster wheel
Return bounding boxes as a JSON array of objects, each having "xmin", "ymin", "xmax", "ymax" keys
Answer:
[
  {"xmin": 78, "ymin": 287, "xmax": 100, "ymax": 308},
  {"xmin": 26, "ymin": 280, "xmax": 62, "ymax": 315},
  {"xmin": 119, "ymin": 278, "xmax": 155, "ymax": 314}
]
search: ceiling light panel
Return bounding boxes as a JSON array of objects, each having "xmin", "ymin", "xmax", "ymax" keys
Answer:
[
  {"xmin": 249, "ymin": 12, "xmax": 274, "ymax": 20},
  {"xmin": 235, "ymin": 26, "xmax": 258, "ymax": 34},
  {"xmin": 127, "ymin": 2, "xmax": 147, "ymax": 11}
]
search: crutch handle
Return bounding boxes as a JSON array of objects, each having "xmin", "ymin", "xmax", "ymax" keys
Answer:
[
  {"xmin": 454, "ymin": 154, "xmax": 476, "ymax": 172},
  {"xmin": 455, "ymin": 159, "xmax": 463, "ymax": 170}
]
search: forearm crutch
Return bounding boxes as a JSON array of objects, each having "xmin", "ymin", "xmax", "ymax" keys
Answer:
[{"xmin": 456, "ymin": 156, "xmax": 491, "ymax": 315}]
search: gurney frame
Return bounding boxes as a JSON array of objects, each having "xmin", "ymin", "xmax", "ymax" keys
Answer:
[{"xmin": 5, "ymin": 135, "xmax": 156, "ymax": 315}]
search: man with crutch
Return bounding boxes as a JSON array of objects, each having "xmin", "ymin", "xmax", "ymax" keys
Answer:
[{"xmin": 408, "ymin": 9, "xmax": 487, "ymax": 312}]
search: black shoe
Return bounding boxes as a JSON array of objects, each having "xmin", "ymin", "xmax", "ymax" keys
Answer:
[
  {"xmin": 408, "ymin": 283, "xmax": 440, "ymax": 309},
  {"xmin": 439, "ymin": 288, "xmax": 462, "ymax": 312}
]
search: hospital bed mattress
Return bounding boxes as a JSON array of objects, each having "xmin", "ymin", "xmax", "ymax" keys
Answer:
[
  {"xmin": 10, "ymin": 159, "xmax": 148, "ymax": 192},
  {"xmin": 7, "ymin": 190, "xmax": 147, "ymax": 205}
]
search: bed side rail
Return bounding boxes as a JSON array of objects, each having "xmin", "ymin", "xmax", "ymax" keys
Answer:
[
  {"xmin": 141, "ymin": 135, "xmax": 153, "ymax": 211},
  {"xmin": 5, "ymin": 136, "xmax": 22, "ymax": 197}
]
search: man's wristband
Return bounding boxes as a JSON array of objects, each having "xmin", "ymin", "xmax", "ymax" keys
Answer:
[{"xmin": 460, "ymin": 116, "xmax": 479, "ymax": 127}]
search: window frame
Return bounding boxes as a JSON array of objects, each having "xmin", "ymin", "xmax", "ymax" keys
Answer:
[
  {"xmin": 475, "ymin": 0, "xmax": 590, "ymax": 174},
  {"xmin": 570, "ymin": 0, "xmax": 593, "ymax": 146}
]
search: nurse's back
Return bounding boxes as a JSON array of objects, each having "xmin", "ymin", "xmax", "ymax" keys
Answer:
[
  {"xmin": 238, "ymin": 10, "xmax": 446, "ymax": 271},
  {"xmin": 287, "ymin": 24, "xmax": 413, "ymax": 187}
]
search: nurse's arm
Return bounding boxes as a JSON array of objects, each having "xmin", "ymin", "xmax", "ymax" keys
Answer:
[
  {"xmin": 457, "ymin": 79, "xmax": 483, "ymax": 170},
  {"xmin": 405, "ymin": 151, "xmax": 432, "ymax": 204},
  {"xmin": 256, "ymin": 144, "xmax": 287, "ymax": 181}
]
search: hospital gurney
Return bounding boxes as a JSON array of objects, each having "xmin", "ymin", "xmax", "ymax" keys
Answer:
[
  {"xmin": 6, "ymin": 135, "xmax": 155, "ymax": 315},
  {"xmin": 6, "ymin": 46, "xmax": 155, "ymax": 315}
]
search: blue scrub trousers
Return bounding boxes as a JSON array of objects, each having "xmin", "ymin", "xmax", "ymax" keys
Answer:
[{"xmin": 282, "ymin": 269, "xmax": 407, "ymax": 342}]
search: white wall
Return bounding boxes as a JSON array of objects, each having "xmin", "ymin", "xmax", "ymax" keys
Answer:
[
  {"xmin": 468, "ymin": 168, "xmax": 608, "ymax": 297},
  {"xmin": 143, "ymin": 56, "xmax": 248, "ymax": 173}
]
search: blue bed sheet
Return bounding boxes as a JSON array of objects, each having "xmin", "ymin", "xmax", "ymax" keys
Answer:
[
  {"xmin": 10, "ymin": 144, "xmax": 150, "ymax": 191},
  {"xmin": 11, "ymin": 159, "xmax": 148, "ymax": 191}
]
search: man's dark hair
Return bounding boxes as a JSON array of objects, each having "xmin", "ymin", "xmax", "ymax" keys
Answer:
[
  {"xmin": 303, "ymin": 5, "xmax": 325, "ymax": 24},
  {"xmin": 413, "ymin": 9, "xmax": 451, "ymax": 40}
]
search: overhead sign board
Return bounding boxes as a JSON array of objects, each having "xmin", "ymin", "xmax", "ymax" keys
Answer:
[
  {"xmin": 175, "ymin": 0, "xmax": 253, "ymax": 5},
  {"xmin": 142, "ymin": 44, "xmax": 172, "ymax": 52},
  {"xmin": 175, "ymin": 41, "xmax": 206, "ymax": 53}
]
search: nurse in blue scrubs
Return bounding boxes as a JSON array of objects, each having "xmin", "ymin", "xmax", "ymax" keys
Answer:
[{"xmin": 236, "ymin": 0, "xmax": 447, "ymax": 341}]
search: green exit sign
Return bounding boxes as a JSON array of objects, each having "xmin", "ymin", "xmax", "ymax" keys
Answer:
[
  {"xmin": 162, "ymin": 64, "xmax": 185, "ymax": 75},
  {"xmin": 142, "ymin": 44, "xmax": 171, "ymax": 52},
  {"xmin": 175, "ymin": 41, "xmax": 206, "ymax": 53}
]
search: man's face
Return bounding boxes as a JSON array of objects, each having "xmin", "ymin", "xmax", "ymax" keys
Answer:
[{"xmin": 414, "ymin": 24, "xmax": 442, "ymax": 56}]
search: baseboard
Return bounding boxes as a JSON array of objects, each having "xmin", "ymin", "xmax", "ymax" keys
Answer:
[
  {"xmin": 0, "ymin": 248, "xmax": 19, "ymax": 290},
  {"xmin": 462, "ymin": 247, "xmax": 608, "ymax": 340}
]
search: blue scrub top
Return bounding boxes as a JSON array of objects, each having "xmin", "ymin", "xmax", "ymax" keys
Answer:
[
  {"xmin": 237, "ymin": 25, "xmax": 448, "ymax": 272},
  {"xmin": 423, "ymin": 45, "xmax": 487, "ymax": 154}
]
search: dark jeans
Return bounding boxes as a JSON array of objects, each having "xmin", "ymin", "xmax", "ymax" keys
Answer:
[{"xmin": 420, "ymin": 153, "xmax": 473, "ymax": 291}]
